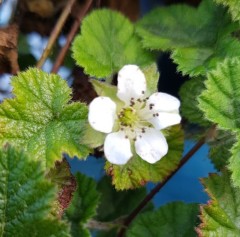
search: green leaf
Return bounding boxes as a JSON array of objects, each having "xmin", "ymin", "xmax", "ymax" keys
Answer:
[
  {"xmin": 0, "ymin": 68, "xmax": 90, "ymax": 168},
  {"xmin": 66, "ymin": 173, "xmax": 100, "ymax": 237},
  {"xmin": 96, "ymin": 176, "xmax": 153, "ymax": 237},
  {"xmin": 172, "ymin": 37, "xmax": 240, "ymax": 77},
  {"xmin": 208, "ymin": 130, "xmax": 236, "ymax": 170},
  {"xmin": 199, "ymin": 57, "xmax": 240, "ymax": 131},
  {"xmin": 105, "ymin": 125, "xmax": 184, "ymax": 190},
  {"xmin": 97, "ymin": 176, "xmax": 153, "ymax": 222},
  {"xmin": 179, "ymin": 77, "xmax": 210, "ymax": 126},
  {"xmin": 137, "ymin": 0, "xmax": 239, "ymax": 76},
  {"xmin": 91, "ymin": 79, "xmax": 123, "ymax": 107},
  {"xmin": 142, "ymin": 64, "xmax": 159, "ymax": 94},
  {"xmin": 197, "ymin": 171, "xmax": 240, "ymax": 236},
  {"xmin": 214, "ymin": 0, "xmax": 240, "ymax": 21},
  {"xmin": 229, "ymin": 134, "xmax": 240, "ymax": 188},
  {"xmin": 83, "ymin": 124, "xmax": 106, "ymax": 148},
  {"xmin": 47, "ymin": 159, "xmax": 77, "ymax": 217},
  {"xmin": 0, "ymin": 146, "xmax": 70, "ymax": 237},
  {"xmin": 72, "ymin": 9, "xmax": 153, "ymax": 78},
  {"xmin": 127, "ymin": 202, "xmax": 199, "ymax": 237}
]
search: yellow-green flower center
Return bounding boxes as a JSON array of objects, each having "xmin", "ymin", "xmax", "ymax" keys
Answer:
[{"xmin": 118, "ymin": 107, "xmax": 138, "ymax": 127}]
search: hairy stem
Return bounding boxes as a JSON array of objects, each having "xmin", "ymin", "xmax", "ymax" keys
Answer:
[
  {"xmin": 117, "ymin": 126, "xmax": 216, "ymax": 237},
  {"xmin": 51, "ymin": 0, "xmax": 93, "ymax": 73},
  {"xmin": 36, "ymin": 0, "xmax": 76, "ymax": 68},
  {"xmin": 86, "ymin": 217, "xmax": 125, "ymax": 230}
]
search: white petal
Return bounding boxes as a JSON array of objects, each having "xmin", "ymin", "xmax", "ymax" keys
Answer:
[
  {"xmin": 147, "ymin": 92, "xmax": 180, "ymax": 112},
  {"xmin": 104, "ymin": 132, "xmax": 133, "ymax": 165},
  {"xmin": 149, "ymin": 112, "xmax": 181, "ymax": 130},
  {"xmin": 117, "ymin": 65, "xmax": 146, "ymax": 104},
  {"xmin": 88, "ymin": 97, "xmax": 116, "ymax": 133},
  {"xmin": 135, "ymin": 128, "xmax": 168, "ymax": 163}
]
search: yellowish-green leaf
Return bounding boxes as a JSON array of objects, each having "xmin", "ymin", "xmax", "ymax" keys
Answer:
[
  {"xmin": 105, "ymin": 125, "xmax": 184, "ymax": 190},
  {"xmin": 142, "ymin": 64, "xmax": 159, "ymax": 94},
  {"xmin": 199, "ymin": 57, "xmax": 240, "ymax": 131},
  {"xmin": 197, "ymin": 171, "xmax": 240, "ymax": 236},
  {"xmin": 0, "ymin": 68, "xmax": 90, "ymax": 168}
]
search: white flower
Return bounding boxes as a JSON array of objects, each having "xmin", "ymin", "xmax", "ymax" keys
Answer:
[{"xmin": 88, "ymin": 65, "xmax": 181, "ymax": 165}]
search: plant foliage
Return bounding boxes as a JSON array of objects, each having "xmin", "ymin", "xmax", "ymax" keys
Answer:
[
  {"xmin": 0, "ymin": 68, "xmax": 89, "ymax": 168},
  {"xmin": 214, "ymin": 0, "xmax": 240, "ymax": 22},
  {"xmin": 66, "ymin": 173, "xmax": 100, "ymax": 237},
  {"xmin": 105, "ymin": 125, "xmax": 184, "ymax": 190},
  {"xmin": 136, "ymin": 0, "xmax": 240, "ymax": 76},
  {"xmin": 72, "ymin": 9, "xmax": 153, "ymax": 78},
  {"xmin": 127, "ymin": 202, "xmax": 199, "ymax": 237},
  {"xmin": 197, "ymin": 171, "xmax": 240, "ymax": 236},
  {"xmin": 0, "ymin": 146, "xmax": 70, "ymax": 237}
]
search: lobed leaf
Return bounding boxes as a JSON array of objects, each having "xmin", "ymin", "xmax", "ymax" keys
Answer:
[
  {"xmin": 172, "ymin": 37, "xmax": 240, "ymax": 77},
  {"xmin": 0, "ymin": 146, "xmax": 70, "ymax": 237},
  {"xmin": 214, "ymin": 0, "xmax": 240, "ymax": 22},
  {"xmin": 208, "ymin": 130, "xmax": 236, "ymax": 171},
  {"xmin": 66, "ymin": 173, "xmax": 100, "ymax": 237},
  {"xmin": 229, "ymin": 134, "xmax": 240, "ymax": 188},
  {"xmin": 199, "ymin": 57, "xmax": 240, "ymax": 131},
  {"xmin": 97, "ymin": 176, "xmax": 153, "ymax": 222},
  {"xmin": 197, "ymin": 171, "xmax": 240, "ymax": 236},
  {"xmin": 105, "ymin": 125, "xmax": 184, "ymax": 190},
  {"xmin": 0, "ymin": 68, "xmax": 90, "ymax": 168},
  {"xmin": 136, "ymin": 0, "xmax": 239, "ymax": 76},
  {"xmin": 179, "ymin": 77, "xmax": 210, "ymax": 126},
  {"xmin": 72, "ymin": 9, "xmax": 153, "ymax": 78},
  {"xmin": 127, "ymin": 202, "xmax": 199, "ymax": 237}
]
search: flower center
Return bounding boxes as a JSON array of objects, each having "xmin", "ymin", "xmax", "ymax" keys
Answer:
[{"xmin": 118, "ymin": 107, "xmax": 138, "ymax": 127}]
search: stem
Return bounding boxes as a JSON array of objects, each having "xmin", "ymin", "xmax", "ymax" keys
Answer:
[
  {"xmin": 96, "ymin": 0, "xmax": 101, "ymax": 8},
  {"xmin": 85, "ymin": 218, "xmax": 125, "ymax": 230},
  {"xmin": 36, "ymin": 0, "xmax": 76, "ymax": 68},
  {"xmin": 51, "ymin": 0, "xmax": 93, "ymax": 73},
  {"xmin": 117, "ymin": 126, "xmax": 216, "ymax": 237}
]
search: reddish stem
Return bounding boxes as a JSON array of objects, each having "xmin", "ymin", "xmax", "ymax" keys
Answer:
[
  {"xmin": 117, "ymin": 135, "xmax": 206, "ymax": 237},
  {"xmin": 51, "ymin": 0, "xmax": 93, "ymax": 73}
]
